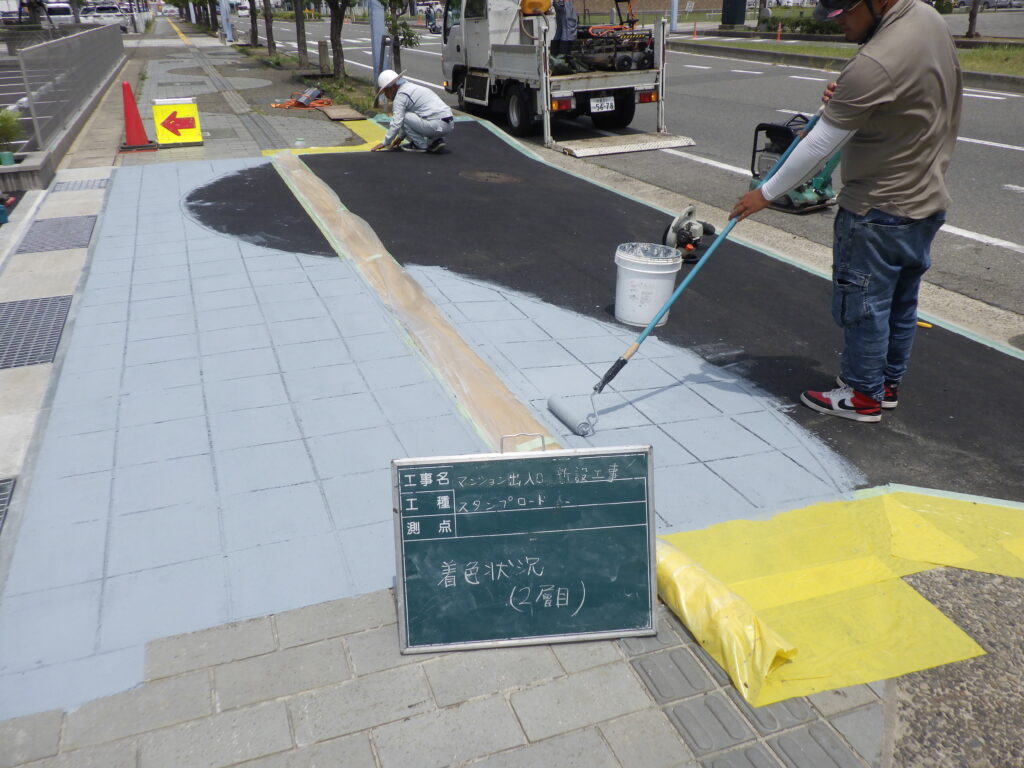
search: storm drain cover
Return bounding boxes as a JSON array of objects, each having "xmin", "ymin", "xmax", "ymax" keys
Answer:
[
  {"xmin": 53, "ymin": 178, "xmax": 109, "ymax": 192},
  {"xmin": 0, "ymin": 478, "xmax": 12, "ymax": 538},
  {"xmin": 0, "ymin": 295, "xmax": 72, "ymax": 369},
  {"xmin": 15, "ymin": 216, "xmax": 96, "ymax": 253}
]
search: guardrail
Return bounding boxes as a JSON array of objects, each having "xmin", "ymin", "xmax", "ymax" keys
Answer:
[{"xmin": 17, "ymin": 24, "xmax": 124, "ymax": 153}]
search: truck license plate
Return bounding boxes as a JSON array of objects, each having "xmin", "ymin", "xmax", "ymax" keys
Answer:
[{"xmin": 590, "ymin": 96, "xmax": 615, "ymax": 113}]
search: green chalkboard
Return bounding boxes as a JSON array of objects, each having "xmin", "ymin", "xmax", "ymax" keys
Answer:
[{"xmin": 392, "ymin": 446, "xmax": 656, "ymax": 653}]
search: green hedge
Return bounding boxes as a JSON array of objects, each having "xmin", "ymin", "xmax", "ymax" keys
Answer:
[
  {"xmin": 781, "ymin": 17, "xmax": 841, "ymax": 34},
  {"xmin": 272, "ymin": 11, "xmax": 324, "ymax": 20}
]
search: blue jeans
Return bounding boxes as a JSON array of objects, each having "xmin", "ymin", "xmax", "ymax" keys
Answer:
[{"xmin": 831, "ymin": 207, "xmax": 945, "ymax": 402}]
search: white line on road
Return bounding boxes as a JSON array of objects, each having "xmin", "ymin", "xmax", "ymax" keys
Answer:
[
  {"xmin": 964, "ymin": 93, "xmax": 1006, "ymax": 101},
  {"xmin": 964, "ymin": 87, "xmax": 1022, "ymax": 98},
  {"xmin": 1005, "ymin": 184, "xmax": 1024, "ymax": 194},
  {"xmin": 941, "ymin": 225, "xmax": 1024, "ymax": 255},
  {"xmin": 662, "ymin": 148, "xmax": 749, "ymax": 175},
  {"xmin": 683, "ymin": 64, "xmax": 711, "ymax": 69},
  {"xmin": 958, "ymin": 136, "xmax": 1024, "ymax": 152},
  {"xmin": 731, "ymin": 69, "xmax": 763, "ymax": 75},
  {"xmin": 790, "ymin": 75, "xmax": 828, "ymax": 82}
]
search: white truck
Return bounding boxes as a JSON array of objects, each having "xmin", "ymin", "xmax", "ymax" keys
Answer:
[{"xmin": 439, "ymin": 0, "xmax": 692, "ymax": 156}]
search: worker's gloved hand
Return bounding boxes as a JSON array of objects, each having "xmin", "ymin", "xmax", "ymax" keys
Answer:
[{"xmin": 730, "ymin": 188, "xmax": 770, "ymax": 222}]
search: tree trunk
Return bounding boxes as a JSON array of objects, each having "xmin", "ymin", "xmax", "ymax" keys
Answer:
[
  {"xmin": 262, "ymin": 0, "xmax": 275, "ymax": 54},
  {"xmin": 295, "ymin": 0, "xmax": 308, "ymax": 66},
  {"xmin": 208, "ymin": 0, "xmax": 218, "ymax": 30},
  {"xmin": 250, "ymin": 4, "xmax": 259, "ymax": 45},
  {"xmin": 326, "ymin": 0, "xmax": 348, "ymax": 79},
  {"xmin": 392, "ymin": 37, "xmax": 402, "ymax": 70},
  {"xmin": 966, "ymin": 0, "xmax": 980, "ymax": 38}
]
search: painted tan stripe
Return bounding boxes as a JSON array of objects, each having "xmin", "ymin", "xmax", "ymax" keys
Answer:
[{"xmin": 271, "ymin": 152, "xmax": 561, "ymax": 453}]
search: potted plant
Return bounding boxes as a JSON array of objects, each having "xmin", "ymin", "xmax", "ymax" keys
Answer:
[{"xmin": 0, "ymin": 108, "xmax": 25, "ymax": 166}]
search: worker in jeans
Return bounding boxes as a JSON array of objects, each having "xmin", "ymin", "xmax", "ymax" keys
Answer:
[
  {"xmin": 371, "ymin": 70, "xmax": 454, "ymax": 154},
  {"xmin": 730, "ymin": 0, "xmax": 962, "ymax": 423}
]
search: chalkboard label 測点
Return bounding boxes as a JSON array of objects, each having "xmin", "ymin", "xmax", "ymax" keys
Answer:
[{"xmin": 392, "ymin": 446, "xmax": 656, "ymax": 653}]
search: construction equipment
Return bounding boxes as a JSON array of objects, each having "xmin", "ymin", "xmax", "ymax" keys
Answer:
[
  {"xmin": 663, "ymin": 204, "xmax": 715, "ymax": 263},
  {"xmin": 750, "ymin": 113, "xmax": 838, "ymax": 214}
]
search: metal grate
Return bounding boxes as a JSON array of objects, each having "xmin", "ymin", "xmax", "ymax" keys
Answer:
[
  {"xmin": 15, "ymin": 216, "xmax": 97, "ymax": 253},
  {"xmin": 0, "ymin": 296, "xmax": 73, "ymax": 369},
  {"xmin": 0, "ymin": 478, "xmax": 12, "ymax": 537},
  {"xmin": 53, "ymin": 178, "xmax": 109, "ymax": 192}
]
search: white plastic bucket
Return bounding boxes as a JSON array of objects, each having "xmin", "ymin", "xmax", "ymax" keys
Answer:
[{"xmin": 614, "ymin": 242, "xmax": 682, "ymax": 327}]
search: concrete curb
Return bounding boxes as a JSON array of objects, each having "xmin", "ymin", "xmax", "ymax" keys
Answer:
[{"xmin": 665, "ymin": 39, "xmax": 1024, "ymax": 91}]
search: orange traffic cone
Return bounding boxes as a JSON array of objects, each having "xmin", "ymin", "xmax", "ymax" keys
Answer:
[{"xmin": 120, "ymin": 81, "xmax": 157, "ymax": 152}]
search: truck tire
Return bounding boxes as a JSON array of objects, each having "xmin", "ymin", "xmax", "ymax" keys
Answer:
[
  {"xmin": 592, "ymin": 89, "xmax": 636, "ymax": 130},
  {"xmin": 506, "ymin": 85, "xmax": 536, "ymax": 136}
]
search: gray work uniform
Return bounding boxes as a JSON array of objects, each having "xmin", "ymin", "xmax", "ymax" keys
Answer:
[{"xmin": 383, "ymin": 80, "xmax": 455, "ymax": 149}]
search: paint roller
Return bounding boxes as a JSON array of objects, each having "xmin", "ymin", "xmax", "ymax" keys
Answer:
[{"xmin": 548, "ymin": 108, "xmax": 826, "ymax": 437}]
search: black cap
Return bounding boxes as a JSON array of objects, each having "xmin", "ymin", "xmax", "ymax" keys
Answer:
[{"xmin": 813, "ymin": 0, "xmax": 860, "ymax": 21}]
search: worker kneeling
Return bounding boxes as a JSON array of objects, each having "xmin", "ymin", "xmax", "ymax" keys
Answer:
[{"xmin": 371, "ymin": 70, "xmax": 454, "ymax": 154}]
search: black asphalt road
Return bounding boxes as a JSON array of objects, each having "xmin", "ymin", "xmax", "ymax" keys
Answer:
[{"xmin": 192, "ymin": 122, "xmax": 1024, "ymax": 502}]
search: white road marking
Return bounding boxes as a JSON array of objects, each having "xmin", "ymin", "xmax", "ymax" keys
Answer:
[
  {"xmin": 958, "ymin": 136, "xmax": 1024, "ymax": 152},
  {"xmin": 731, "ymin": 69, "xmax": 763, "ymax": 75},
  {"xmin": 683, "ymin": 64, "xmax": 711, "ymax": 69},
  {"xmin": 1005, "ymin": 184, "xmax": 1024, "ymax": 194},
  {"xmin": 964, "ymin": 87, "xmax": 1022, "ymax": 98},
  {"xmin": 662, "ymin": 148, "xmax": 749, "ymax": 175},
  {"xmin": 790, "ymin": 75, "xmax": 828, "ymax": 82},
  {"xmin": 964, "ymin": 93, "xmax": 1006, "ymax": 101},
  {"xmin": 941, "ymin": 225, "xmax": 1024, "ymax": 255}
]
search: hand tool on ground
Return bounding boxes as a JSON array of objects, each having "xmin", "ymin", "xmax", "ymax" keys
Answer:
[{"xmin": 547, "ymin": 109, "xmax": 825, "ymax": 437}]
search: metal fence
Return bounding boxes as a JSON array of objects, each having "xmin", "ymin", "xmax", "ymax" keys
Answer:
[{"xmin": 16, "ymin": 24, "xmax": 124, "ymax": 153}]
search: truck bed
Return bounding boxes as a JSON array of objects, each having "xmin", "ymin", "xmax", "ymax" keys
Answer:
[{"xmin": 491, "ymin": 44, "xmax": 658, "ymax": 93}]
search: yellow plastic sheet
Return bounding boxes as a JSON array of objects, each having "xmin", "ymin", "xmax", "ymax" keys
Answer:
[{"xmin": 657, "ymin": 487, "xmax": 1024, "ymax": 706}]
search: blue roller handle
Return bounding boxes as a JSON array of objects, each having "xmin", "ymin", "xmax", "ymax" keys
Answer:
[{"xmin": 593, "ymin": 109, "xmax": 823, "ymax": 394}]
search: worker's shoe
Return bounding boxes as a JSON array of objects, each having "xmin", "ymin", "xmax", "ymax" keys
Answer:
[
  {"xmin": 800, "ymin": 385, "xmax": 881, "ymax": 423},
  {"xmin": 399, "ymin": 141, "xmax": 428, "ymax": 152},
  {"xmin": 835, "ymin": 376, "xmax": 899, "ymax": 409},
  {"xmin": 426, "ymin": 138, "xmax": 446, "ymax": 154}
]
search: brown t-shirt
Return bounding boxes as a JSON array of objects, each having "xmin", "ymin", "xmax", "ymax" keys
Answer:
[{"xmin": 824, "ymin": 0, "xmax": 963, "ymax": 219}]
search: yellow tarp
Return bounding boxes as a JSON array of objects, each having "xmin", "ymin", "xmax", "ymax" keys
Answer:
[{"xmin": 658, "ymin": 487, "xmax": 1024, "ymax": 706}]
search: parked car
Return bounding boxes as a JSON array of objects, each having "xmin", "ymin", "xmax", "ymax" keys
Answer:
[
  {"xmin": 983, "ymin": 0, "xmax": 1024, "ymax": 8},
  {"xmin": 43, "ymin": 3, "xmax": 78, "ymax": 25},
  {"xmin": 237, "ymin": 4, "xmax": 250, "ymax": 17},
  {"xmin": 81, "ymin": 4, "xmax": 130, "ymax": 31}
]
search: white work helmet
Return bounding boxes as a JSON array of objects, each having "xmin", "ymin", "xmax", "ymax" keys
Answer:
[{"xmin": 376, "ymin": 69, "xmax": 406, "ymax": 96}]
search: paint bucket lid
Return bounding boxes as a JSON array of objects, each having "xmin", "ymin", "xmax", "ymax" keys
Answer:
[{"xmin": 615, "ymin": 242, "xmax": 681, "ymax": 267}]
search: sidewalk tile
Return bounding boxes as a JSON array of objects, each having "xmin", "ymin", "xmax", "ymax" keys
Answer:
[
  {"xmin": 374, "ymin": 381, "xmax": 454, "ymax": 423},
  {"xmin": 215, "ymin": 440, "xmax": 315, "ymax": 495},
  {"xmin": 254, "ymin": 283, "xmax": 317, "ymax": 304},
  {"xmin": 46, "ymin": 399, "xmax": 118, "ymax": 438},
  {"xmin": 247, "ymin": 268, "xmax": 308, "ymax": 288},
  {"xmin": 551, "ymin": 640, "xmax": 623, "ymax": 673},
  {"xmin": 423, "ymin": 645, "xmax": 563, "ymax": 707},
  {"xmin": 204, "ymin": 373, "xmax": 288, "ymax": 413},
  {"xmin": 653, "ymin": 464, "xmax": 757, "ymax": 529},
  {"xmin": 829, "ymin": 704, "xmax": 883, "ymax": 766},
  {"xmin": 700, "ymin": 743, "xmax": 783, "ymax": 768},
  {"xmin": 687, "ymin": 380, "xmax": 765, "ymax": 416},
  {"xmin": 126, "ymin": 314, "xmax": 197, "ymax": 342},
  {"xmin": 665, "ymin": 691, "xmax": 754, "ymax": 757},
  {"xmin": 112, "ymin": 454, "xmax": 215, "ymax": 515},
  {"xmin": 221, "ymin": 482, "xmax": 332, "ymax": 551},
  {"xmin": 289, "ymin": 666, "xmax": 433, "ymax": 745},
  {"xmin": 195, "ymin": 304, "xmax": 264, "ymax": 331},
  {"xmin": 192, "ymin": 273, "xmax": 252, "ymax": 294},
  {"xmin": 120, "ymin": 358, "xmax": 202, "ymax": 394},
  {"xmin": 201, "ymin": 348, "xmax": 280, "ymax": 382},
  {"xmin": 199, "ymin": 325, "xmax": 272, "ymax": 356},
  {"xmin": 231, "ymin": 733, "xmax": 375, "ymax": 768},
  {"xmin": 194, "ymin": 287, "xmax": 257, "ymax": 312},
  {"xmin": 471, "ymin": 728, "xmax": 619, "ymax": 768},
  {"xmin": 138, "ymin": 701, "xmax": 291, "ymax": 768},
  {"xmin": 725, "ymin": 689, "xmax": 816, "ymax": 735},
  {"xmin": 275, "ymin": 339, "xmax": 352, "ymax": 371},
  {"xmin": 768, "ymin": 722, "xmax": 865, "ymax": 768},
  {"xmin": 73, "ymin": 303, "xmax": 129, "ymax": 326},
  {"xmin": 630, "ymin": 385, "xmax": 722, "ymax": 425},
  {"xmin": 267, "ymin": 317, "xmax": 339, "ymax": 347},
  {"xmin": 336, "ymin": 522, "xmax": 394, "ymax": 593},
  {"xmin": 307, "ymin": 426, "xmax": 405, "ymax": 478},
  {"xmin": 0, "ymin": 582, "xmax": 101, "ymax": 674},
  {"xmin": 100, "ymin": 557, "xmax": 228, "ymax": 650},
  {"xmin": 214, "ymin": 638, "xmax": 351, "ymax": 711},
  {"xmin": 807, "ymin": 686, "xmax": 878, "ymax": 717},
  {"xmin": 662, "ymin": 417, "xmax": 770, "ymax": 463},
  {"xmin": 226, "ymin": 536, "xmax": 352, "ymax": 620},
  {"xmin": 322, "ymin": 468, "xmax": 392, "ymax": 529},
  {"xmin": 130, "ymin": 280, "xmax": 191, "ymax": 302},
  {"xmin": 275, "ymin": 590, "xmax": 397, "ymax": 649},
  {"xmin": 282, "ymin": 363, "xmax": 366, "ymax": 401},
  {"xmin": 209, "ymin": 405, "xmax": 302, "ymax": 452},
  {"xmin": 128, "ymin": 295, "xmax": 193, "ymax": 320},
  {"xmin": 294, "ymin": 393, "xmax": 387, "ymax": 437},
  {"xmin": 510, "ymin": 663, "xmax": 652, "ymax": 741},
  {"xmin": 600, "ymin": 709, "xmax": 697, "ymax": 768},
  {"xmin": 146, "ymin": 617, "xmax": 275, "ymax": 682},
  {"xmin": 116, "ymin": 417, "xmax": 210, "ymax": 466},
  {"xmin": 710, "ymin": 452, "xmax": 833, "ymax": 509},
  {"xmin": 0, "ymin": 709, "xmax": 62, "ymax": 768},
  {"xmin": 346, "ymin": 625, "xmax": 434, "ymax": 677},
  {"xmin": 619, "ymin": 619, "xmax": 685, "ymax": 657},
  {"xmin": 132, "ymin": 265, "xmax": 191, "ymax": 286},
  {"xmin": 372, "ymin": 695, "xmax": 524, "ymax": 768},
  {"xmin": 394, "ymin": 413, "xmax": 483, "ymax": 458},
  {"xmin": 119, "ymin": 385, "xmax": 205, "ymax": 427},
  {"xmin": 21, "ymin": 471, "xmax": 111, "ymax": 526},
  {"xmin": 355, "ymin": 355, "xmax": 434, "ymax": 391},
  {"xmin": 52, "ymin": 368, "xmax": 120, "ymax": 405},
  {"xmin": 34, "ymin": 430, "xmax": 115, "ymax": 478},
  {"xmin": 260, "ymin": 298, "xmax": 330, "ymax": 324},
  {"xmin": 61, "ymin": 342, "xmax": 123, "ymax": 375},
  {"xmin": 107, "ymin": 503, "xmax": 221, "ymax": 575},
  {"xmin": 64, "ymin": 671, "xmax": 212, "ymax": 750},
  {"xmin": 632, "ymin": 648, "xmax": 716, "ymax": 703},
  {"xmin": 3, "ymin": 519, "xmax": 106, "ymax": 595},
  {"xmin": 346, "ymin": 331, "xmax": 409, "ymax": 362}
]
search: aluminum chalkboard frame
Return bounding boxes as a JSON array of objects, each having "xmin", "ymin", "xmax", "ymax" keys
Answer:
[{"xmin": 392, "ymin": 445, "xmax": 657, "ymax": 653}]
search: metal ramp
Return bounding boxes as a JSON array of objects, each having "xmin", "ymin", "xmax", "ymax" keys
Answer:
[{"xmin": 552, "ymin": 132, "xmax": 695, "ymax": 158}]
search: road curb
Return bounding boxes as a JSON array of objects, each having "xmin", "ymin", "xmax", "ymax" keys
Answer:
[{"xmin": 665, "ymin": 40, "xmax": 1024, "ymax": 91}]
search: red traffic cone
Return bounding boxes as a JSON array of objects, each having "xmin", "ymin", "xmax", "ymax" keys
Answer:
[{"xmin": 120, "ymin": 81, "xmax": 157, "ymax": 152}]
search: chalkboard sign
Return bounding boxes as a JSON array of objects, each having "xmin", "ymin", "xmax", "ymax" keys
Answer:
[{"xmin": 392, "ymin": 446, "xmax": 656, "ymax": 653}]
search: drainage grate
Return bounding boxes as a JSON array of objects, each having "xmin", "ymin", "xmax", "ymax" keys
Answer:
[
  {"xmin": 15, "ymin": 216, "xmax": 97, "ymax": 253},
  {"xmin": 53, "ymin": 179, "xmax": 109, "ymax": 193},
  {"xmin": 0, "ymin": 478, "xmax": 12, "ymax": 537},
  {"xmin": 0, "ymin": 296, "xmax": 73, "ymax": 369}
]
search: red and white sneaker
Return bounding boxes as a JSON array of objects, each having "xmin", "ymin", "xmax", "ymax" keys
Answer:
[
  {"xmin": 801, "ymin": 385, "xmax": 881, "ymax": 423},
  {"xmin": 836, "ymin": 376, "xmax": 899, "ymax": 409}
]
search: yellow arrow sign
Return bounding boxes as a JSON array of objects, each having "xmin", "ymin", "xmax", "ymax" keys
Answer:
[{"xmin": 152, "ymin": 99, "xmax": 203, "ymax": 147}]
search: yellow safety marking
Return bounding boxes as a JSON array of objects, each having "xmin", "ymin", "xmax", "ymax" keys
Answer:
[
  {"xmin": 167, "ymin": 19, "xmax": 192, "ymax": 45},
  {"xmin": 153, "ymin": 101, "xmax": 203, "ymax": 146},
  {"xmin": 658, "ymin": 488, "xmax": 1024, "ymax": 707},
  {"xmin": 261, "ymin": 120, "xmax": 385, "ymax": 156}
]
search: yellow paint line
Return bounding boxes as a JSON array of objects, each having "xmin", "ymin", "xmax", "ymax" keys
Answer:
[
  {"xmin": 261, "ymin": 120, "xmax": 385, "ymax": 156},
  {"xmin": 271, "ymin": 152, "xmax": 562, "ymax": 453},
  {"xmin": 167, "ymin": 19, "xmax": 192, "ymax": 45}
]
